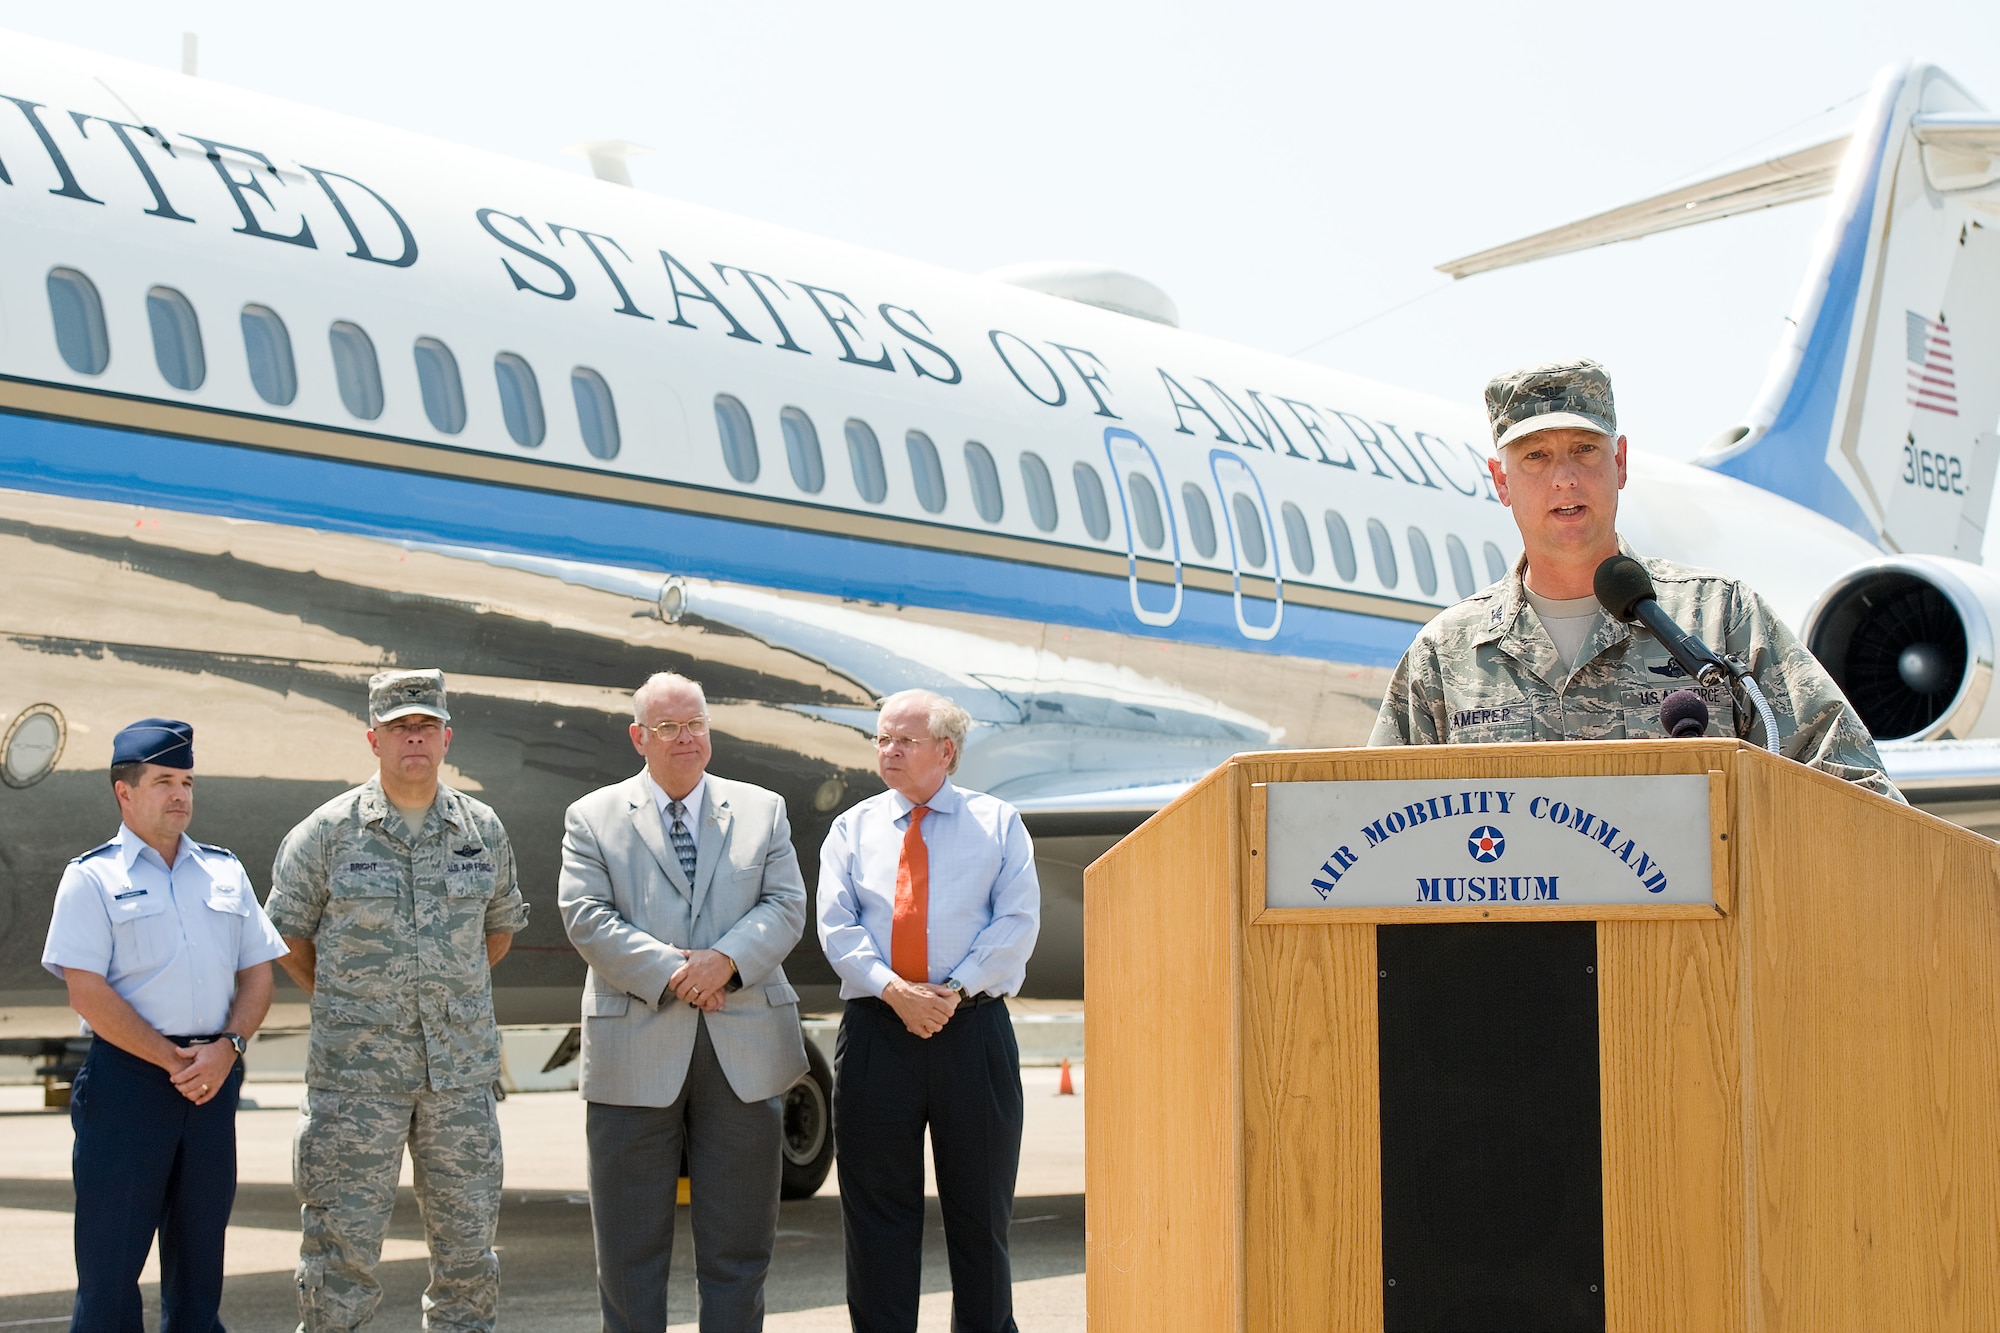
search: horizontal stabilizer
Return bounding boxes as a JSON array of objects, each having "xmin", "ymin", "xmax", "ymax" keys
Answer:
[
  {"xmin": 1436, "ymin": 136, "xmax": 1850, "ymax": 279},
  {"xmin": 1911, "ymin": 112, "xmax": 2000, "ymax": 190}
]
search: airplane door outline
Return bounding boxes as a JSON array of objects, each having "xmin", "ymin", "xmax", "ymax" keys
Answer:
[
  {"xmin": 1103, "ymin": 427, "xmax": 1184, "ymax": 627},
  {"xmin": 1208, "ymin": 449, "xmax": 1284, "ymax": 640}
]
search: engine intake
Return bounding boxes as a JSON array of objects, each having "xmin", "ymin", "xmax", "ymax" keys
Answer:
[{"xmin": 1800, "ymin": 556, "xmax": 2000, "ymax": 742}]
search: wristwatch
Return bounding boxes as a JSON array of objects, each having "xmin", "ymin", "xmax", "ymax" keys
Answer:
[
  {"xmin": 220, "ymin": 1032, "xmax": 247, "ymax": 1056},
  {"xmin": 943, "ymin": 978, "xmax": 968, "ymax": 1005}
]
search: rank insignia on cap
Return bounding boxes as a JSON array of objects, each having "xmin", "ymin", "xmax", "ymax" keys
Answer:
[
  {"xmin": 110, "ymin": 718, "xmax": 193, "ymax": 769},
  {"xmin": 1486, "ymin": 358, "xmax": 1618, "ymax": 450},
  {"xmin": 368, "ymin": 668, "xmax": 450, "ymax": 724}
]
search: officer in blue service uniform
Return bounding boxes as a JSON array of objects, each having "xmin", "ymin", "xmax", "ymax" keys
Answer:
[{"xmin": 41, "ymin": 718, "xmax": 288, "ymax": 1333}]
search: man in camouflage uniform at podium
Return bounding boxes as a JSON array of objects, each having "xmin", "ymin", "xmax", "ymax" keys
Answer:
[
  {"xmin": 268, "ymin": 669, "xmax": 528, "ymax": 1332},
  {"xmin": 1368, "ymin": 358, "xmax": 1898, "ymax": 800}
]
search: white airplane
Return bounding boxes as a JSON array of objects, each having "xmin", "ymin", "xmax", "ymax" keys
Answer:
[{"xmin": 0, "ymin": 32, "xmax": 1996, "ymax": 1035}]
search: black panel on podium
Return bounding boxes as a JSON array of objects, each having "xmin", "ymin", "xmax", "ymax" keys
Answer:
[{"xmin": 1377, "ymin": 921, "xmax": 1606, "ymax": 1333}]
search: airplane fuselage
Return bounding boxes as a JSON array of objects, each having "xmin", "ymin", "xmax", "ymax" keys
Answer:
[{"xmin": 0, "ymin": 33, "xmax": 1882, "ymax": 1014}]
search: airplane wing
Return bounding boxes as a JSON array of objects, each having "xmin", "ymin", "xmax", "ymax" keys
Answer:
[
  {"xmin": 1014, "ymin": 742, "xmax": 2000, "ymax": 840},
  {"xmin": 1878, "ymin": 739, "xmax": 2000, "ymax": 807},
  {"xmin": 1011, "ymin": 783, "xmax": 1196, "ymax": 836},
  {"xmin": 1435, "ymin": 135, "xmax": 1850, "ymax": 279}
]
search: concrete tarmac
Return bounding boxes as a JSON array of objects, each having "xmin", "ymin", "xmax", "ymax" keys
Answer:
[{"xmin": 0, "ymin": 1066, "xmax": 1085, "ymax": 1331}]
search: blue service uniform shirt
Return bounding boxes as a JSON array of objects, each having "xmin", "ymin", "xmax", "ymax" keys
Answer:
[
  {"xmin": 43, "ymin": 824, "xmax": 288, "ymax": 1035},
  {"xmin": 817, "ymin": 779, "xmax": 1041, "ymax": 999}
]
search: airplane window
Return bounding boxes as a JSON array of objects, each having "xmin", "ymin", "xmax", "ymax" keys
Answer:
[
  {"xmin": 146, "ymin": 286, "xmax": 205, "ymax": 391},
  {"xmin": 1127, "ymin": 473, "xmax": 1166, "ymax": 551},
  {"xmin": 414, "ymin": 338, "xmax": 466, "ymax": 434},
  {"xmin": 781, "ymin": 408, "xmax": 825, "ymax": 493},
  {"xmin": 906, "ymin": 431, "xmax": 947, "ymax": 514},
  {"xmin": 572, "ymin": 368, "xmax": 620, "ymax": 460},
  {"xmin": 1073, "ymin": 463, "xmax": 1111, "ymax": 541},
  {"xmin": 1484, "ymin": 541, "xmax": 1510, "ymax": 583},
  {"xmin": 1367, "ymin": 518, "xmax": 1399, "ymax": 588},
  {"xmin": 329, "ymin": 321, "xmax": 383, "ymax": 420},
  {"xmin": 1408, "ymin": 526, "xmax": 1439, "ymax": 596},
  {"xmin": 1446, "ymin": 533, "xmax": 1476, "ymax": 598},
  {"xmin": 964, "ymin": 441, "xmax": 1003, "ymax": 523},
  {"xmin": 1182, "ymin": 484, "xmax": 1217, "ymax": 559},
  {"xmin": 1281, "ymin": 502, "xmax": 1315, "ymax": 575},
  {"xmin": 1020, "ymin": 453, "xmax": 1058, "ymax": 531},
  {"xmin": 46, "ymin": 268, "xmax": 108, "ymax": 375},
  {"xmin": 1231, "ymin": 493, "xmax": 1268, "ymax": 569},
  {"xmin": 494, "ymin": 352, "xmax": 544, "ymax": 447},
  {"xmin": 845, "ymin": 419, "xmax": 886, "ymax": 502},
  {"xmin": 1324, "ymin": 509, "xmax": 1358, "ymax": 582},
  {"xmin": 240, "ymin": 305, "xmax": 296, "ymax": 406},
  {"xmin": 712, "ymin": 394, "xmax": 758, "ymax": 480}
]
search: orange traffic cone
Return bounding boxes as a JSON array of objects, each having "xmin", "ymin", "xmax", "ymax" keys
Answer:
[{"xmin": 1057, "ymin": 1057, "xmax": 1074, "ymax": 1095}]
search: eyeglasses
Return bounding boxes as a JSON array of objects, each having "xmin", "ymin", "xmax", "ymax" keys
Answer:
[
  {"xmin": 638, "ymin": 716, "xmax": 710, "ymax": 741},
  {"xmin": 872, "ymin": 733, "xmax": 939, "ymax": 750}
]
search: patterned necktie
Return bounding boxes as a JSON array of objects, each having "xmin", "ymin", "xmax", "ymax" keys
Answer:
[
  {"xmin": 891, "ymin": 805, "xmax": 931, "ymax": 982},
  {"xmin": 667, "ymin": 799, "xmax": 697, "ymax": 883}
]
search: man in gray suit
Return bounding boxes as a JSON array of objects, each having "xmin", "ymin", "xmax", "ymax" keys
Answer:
[{"xmin": 558, "ymin": 671, "xmax": 809, "ymax": 1333}]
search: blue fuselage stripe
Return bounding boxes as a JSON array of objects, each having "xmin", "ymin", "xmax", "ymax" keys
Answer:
[{"xmin": 0, "ymin": 411, "xmax": 1422, "ymax": 667}]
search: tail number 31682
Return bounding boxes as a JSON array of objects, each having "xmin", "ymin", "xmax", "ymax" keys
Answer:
[{"xmin": 1904, "ymin": 444, "xmax": 1965, "ymax": 495}]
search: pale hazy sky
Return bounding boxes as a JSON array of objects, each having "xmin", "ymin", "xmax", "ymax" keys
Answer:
[{"xmin": 3, "ymin": 1, "xmax": 1997, "ymax": 465}]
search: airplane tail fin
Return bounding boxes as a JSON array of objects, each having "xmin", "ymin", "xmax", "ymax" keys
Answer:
[
  {"xmin": 1439, "ymin": 62, "xmax": 2000, "ymax": 559},
  {"xmin": 1699, "ymin": 62, "xmax": 2000, "ymax": 558}
]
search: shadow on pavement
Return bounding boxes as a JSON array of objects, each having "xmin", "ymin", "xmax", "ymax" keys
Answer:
[{"xmin": 0, "ymin": 1178, "xmax": 1084, "ymax": 1331}]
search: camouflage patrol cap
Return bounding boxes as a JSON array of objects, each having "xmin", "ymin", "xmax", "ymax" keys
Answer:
[
  {"xmin": 368, "ymin": 669, "xmax": 450, "ymax": 724},
  {"xmin": 1486, "ymin": 358, "xmax": 1618, "ymax": 450}
]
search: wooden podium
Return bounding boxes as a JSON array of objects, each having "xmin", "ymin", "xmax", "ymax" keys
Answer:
[{"xmin": 1083, "ymin": 740, "xmax": 2000, "ymax": 1332}]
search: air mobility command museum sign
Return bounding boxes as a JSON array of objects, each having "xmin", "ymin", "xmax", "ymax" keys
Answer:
[{"xmin": 1261, "ymin": 776, "xmax": 1718, "ymax": 916}]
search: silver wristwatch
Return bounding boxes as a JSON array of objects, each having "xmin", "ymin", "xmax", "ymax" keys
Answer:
[{"xmin": 220, "ymin": 1032, "xmax": 247, "ymax": 1056}]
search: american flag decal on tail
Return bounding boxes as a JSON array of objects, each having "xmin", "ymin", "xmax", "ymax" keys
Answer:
[{"xmin": 1906, "ymin": 310, "xmax": 1959, "ymax": 416}]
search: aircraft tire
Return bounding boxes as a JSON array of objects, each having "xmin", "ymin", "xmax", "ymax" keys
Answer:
[{"xmin": 779, "ymin": 1038, "xmax": 835, "ymax": 1199}]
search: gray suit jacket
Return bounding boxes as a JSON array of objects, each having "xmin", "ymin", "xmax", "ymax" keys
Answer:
[{"xmin": 558, "ymin": 772, "xmax": 809, "ymax": 1105}]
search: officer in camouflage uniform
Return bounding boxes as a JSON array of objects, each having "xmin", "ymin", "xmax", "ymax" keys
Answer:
[
  {"xmin": 1369, "ymin": 359, "xmax": 1899, "ymax": 799},
  {"xmin": 268, "ymin": 669, "xmax": 529, "ymax": 1332}
]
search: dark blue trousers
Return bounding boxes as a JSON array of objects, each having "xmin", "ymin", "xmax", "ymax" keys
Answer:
[
  {"xmin": 834, "ymin": 996, "xmax": 1022, "ymax": 1333},
  {"xmin": 70, "ymin": 1037, "xmax": 242, "ymax": 1333}
]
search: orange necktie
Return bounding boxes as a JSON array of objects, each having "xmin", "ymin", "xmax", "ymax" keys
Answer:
[{"xmin": 891, "ymin": 805, "xmax": 931, "ymax": 982}]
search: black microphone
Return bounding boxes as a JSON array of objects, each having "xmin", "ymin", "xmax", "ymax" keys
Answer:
[
  {"xmin": 1660, "ymin": 689, "xmax": 1709, "ymax": 738},
  {"xmin": 1593, "ymin": 555, "xmax": 1729, "ymax": 687}
]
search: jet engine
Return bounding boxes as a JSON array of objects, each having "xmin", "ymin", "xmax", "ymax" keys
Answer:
[{"xmin": 1800, "ymin": 555, "xmax": 2000, "ymax": 741}]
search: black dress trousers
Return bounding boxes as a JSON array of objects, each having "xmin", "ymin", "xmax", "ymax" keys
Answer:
[
  {"xmin": 834, "ymin": 995, "xmax": 1023, "ymax": 1333},
  {"xmin": 70, "ymin": 1036, "xmax": 243, "ymax": 1333}
]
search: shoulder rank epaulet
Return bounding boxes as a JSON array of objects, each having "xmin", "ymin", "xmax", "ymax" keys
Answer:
[
  {"xmin": 197, "ymin": 841, "xmax": 240, "ymax": 860},
  {"xmin": 73, "ymin": 840, "xmax": 118, "ymax": 863}
]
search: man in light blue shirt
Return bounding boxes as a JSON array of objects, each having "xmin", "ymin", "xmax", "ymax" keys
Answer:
[
  {"xmin": 41, "ymin": 718, "xmax": 287, "ymax": 1333},
  {"xmin": 818, "ymin": 688, "xmax": 1040, "ymax": 1333}
]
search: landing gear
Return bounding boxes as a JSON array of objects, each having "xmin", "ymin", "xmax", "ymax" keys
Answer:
[{"xmin": 779, "ymin": 1038, "xmax": 834, "ymax": 1199}]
